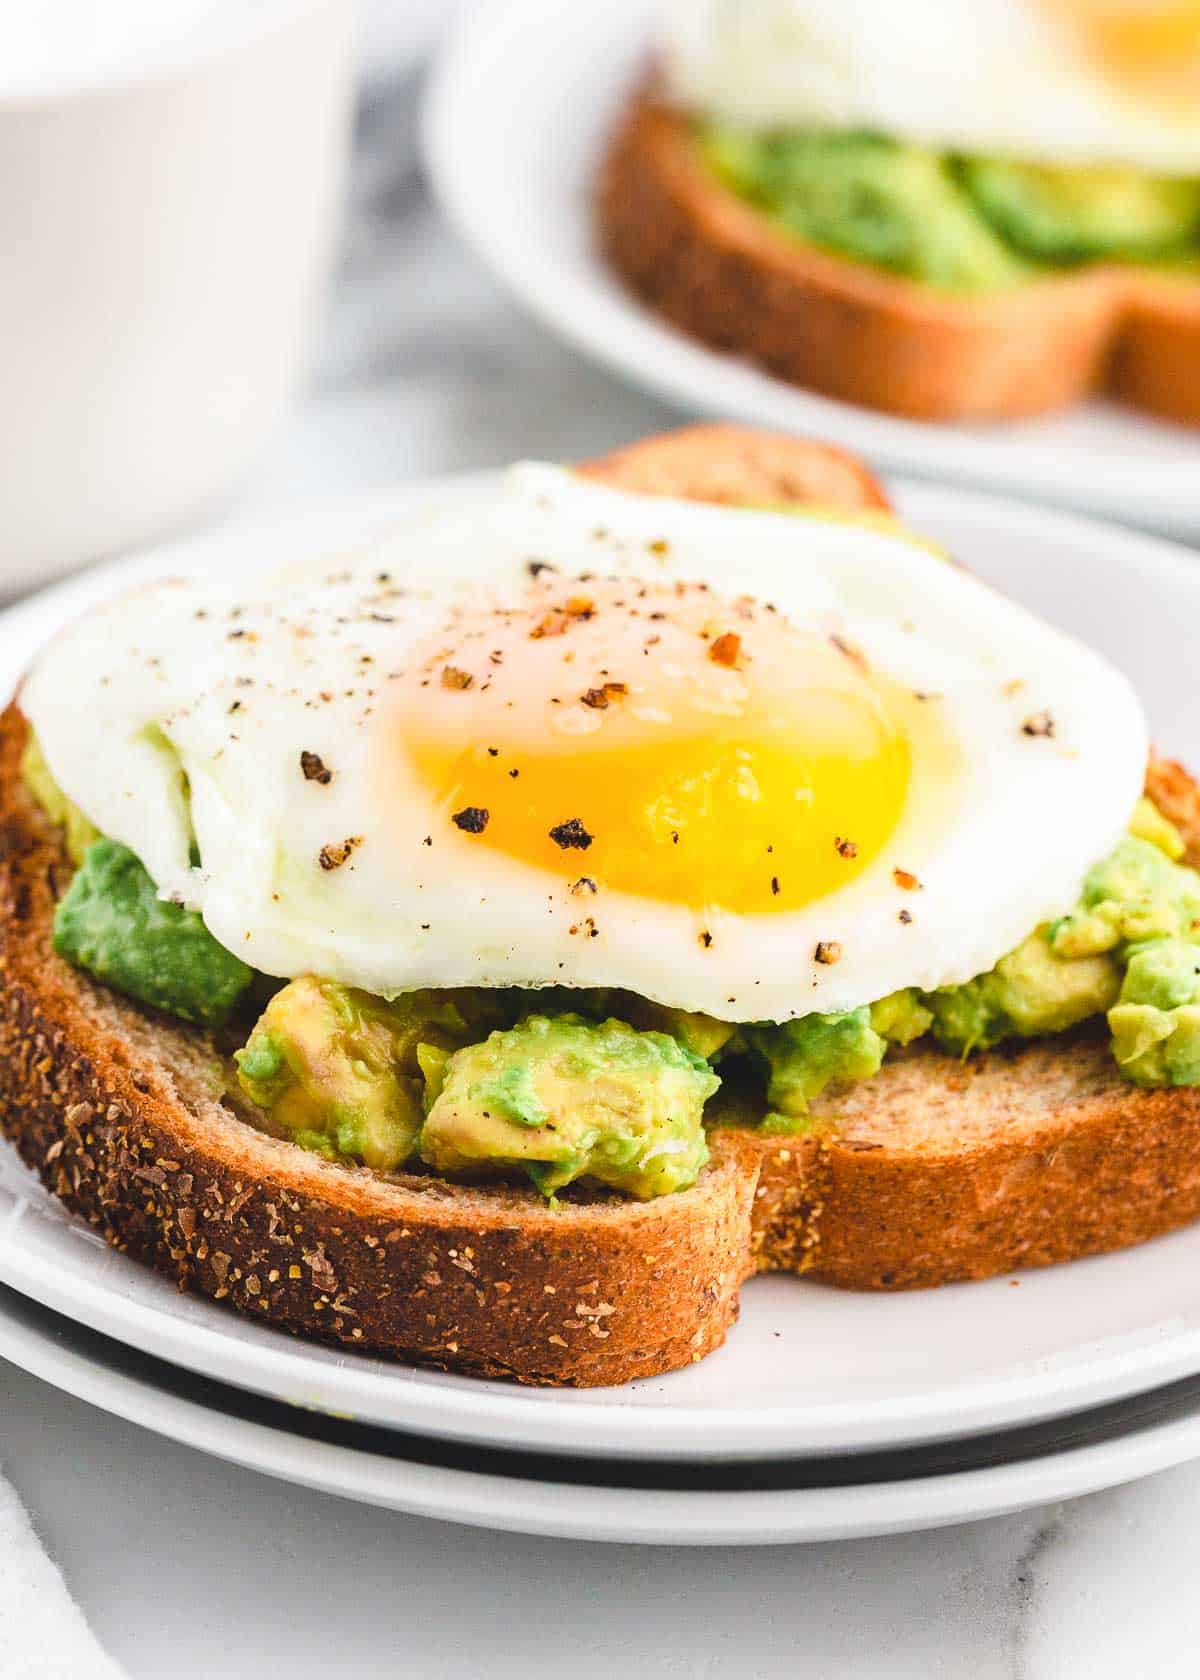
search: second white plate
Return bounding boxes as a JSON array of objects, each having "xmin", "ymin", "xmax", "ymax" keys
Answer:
[
  {"xmin": 12, "ymin": 1281, "xmax": 1200, "ymax": 1545},
  {"xmin": 424, "ymin": 0, "xmax": 1200, "ymax": 537},
  {"xmin": 4, "ymin": 475, "xmax": 1200, "ymax": 1464}
]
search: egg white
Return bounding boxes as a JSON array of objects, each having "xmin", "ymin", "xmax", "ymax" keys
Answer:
[
  {"xmin": 663, "ymin": 0, "xmax": 1200, "ymax": 175},
  {"xmin": 21, "ymin": 466, "xmax": 1148, "ymax": 1023}
]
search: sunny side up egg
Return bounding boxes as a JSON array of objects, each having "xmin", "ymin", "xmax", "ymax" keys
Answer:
[
  {"xmin": 663, "ymin": 0, "xmax": 1200, "ymax": 175},
  {"xmin": 20, "ymin": 467, "xmax": 1147, "ymax": 1024}
]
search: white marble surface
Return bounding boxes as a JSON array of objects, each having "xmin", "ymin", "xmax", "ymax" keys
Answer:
[{"xmin": 6, "ymin": 70, "xmax": 1200, "ymax": 1680}]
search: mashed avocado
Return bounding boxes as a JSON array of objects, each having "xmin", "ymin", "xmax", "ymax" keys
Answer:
[
  {"xmin": 236, "ymin": 977, "xmax": 478, "ymax": 1170},
  {"xmin": 743, "ymin": 994, "xmax": 927, "ymax": 1129},
  {"xmin": 1048, "ymin": 835, "xmax": 1200, "ymax": 958},
  {"xmin": 615, "ymin": 996, "xmax": 740, "ymax": 1061},
  {"xmin": 745, "ymin": 1008, "xmax": 886, "ymax": 1124},
  {"xmin": 698, "ymin": 126, "xmax": 1028, "ymax": 291},
  {"xmin": 697, "ymin": 126, "xmax": 1200, "ymax": 285},
  {"xmin": 54, "ymin": 838, "xmax": 253, "ymax": 1027},
  {"xmin": 869, "ymin": 989, "xmax": 934, "ymax": 1047},
  {"xmin": 957, "ymin": 158, "xmax": 1200, "ymax": 264},
  {"xmin": 1129, "ymin": 796, "xmax": 1187, "ymax": 862},
  {"xmin": 21, "ymin": 733, "xmax": 100, "ymax": 866},
  {"xmin": 925, "ymin": 926, "xmax": 1121, "ymax": 1056},
  {"xmin": 1109, "ymin": 940, "xmax": 1200, "ymax": 1088},
  {"xmin": 417, "ymin": 1014, "xmax": 717, "ymax": 1198}
]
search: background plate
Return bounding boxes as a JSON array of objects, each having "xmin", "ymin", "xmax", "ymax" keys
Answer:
[
  {"xmin": 423, "ymin": 0, "xmax": 1200, "ymax": 537},
  {"xmin": 4, "ymin": 477, "xmax": 1200, "ymax": 1463}
]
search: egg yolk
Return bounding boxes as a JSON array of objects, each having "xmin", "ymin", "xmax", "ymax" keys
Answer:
[
  {"xmin": 396, "ymin": 580, "xmax": 915, "ymax": 916},
  {"xmin": 1045, "ymin": 0, "xmax": 1200, "ymax": 101}
]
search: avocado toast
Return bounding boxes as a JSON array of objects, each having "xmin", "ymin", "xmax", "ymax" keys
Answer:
[
  {"xmin": 5, "ymin": 424, "xmax": 1200, "ymax": 1387},
  {"xmin": 599, "ymin": 91, "xmax": 1200, "ymax": 424}
]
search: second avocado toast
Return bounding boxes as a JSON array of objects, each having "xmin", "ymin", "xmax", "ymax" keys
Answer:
[{"xmin": 5, "ymin": 424, "xmax": 1200, "ymax": 1387}]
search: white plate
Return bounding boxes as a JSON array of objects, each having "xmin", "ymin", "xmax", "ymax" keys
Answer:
[
  {"xmin": 4, "ymin": 476, "xmax": 1200, "ymax": 1466},
  {"xmin": 13, "ymin": 1282, "xmax": 1200, "ymax": 1544},
  {"xmin": 422, "ymin": 0, "xmax": 1200, "ymax": 537}
]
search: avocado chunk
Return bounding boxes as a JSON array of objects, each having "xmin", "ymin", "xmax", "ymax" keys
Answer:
[
  {"xmin": 236, "ymin": 976, "xmax": 475, "ymax": 1170},
  {"xmin": 869, "ymin": 989, "xmax": 934, "ymax": 1048},
  {"xmin": 959, "ymin": 157, "xmax": 1200, "ymax": 263},
  {"xmin": 698, "ymin": 126, "xmax": 1029, "ymax": 290},
  {"xmin": 1129, "ymin": 796, "xmax": 1187, "ymax": 863},
  {"xmin": 1048, "ymin": 836, "xmax": 1200, "ymax": 959},
  {"xmin": 21, "ymin": 731, "xmax": 100, "ymax": 866},
  {"xmin": 1109, "ymin": 938, "xmax": 1200, "ymax": 1087},
  {"xmin": 418, "ymin": 1014, "xmax": 718, "ymax": 1199},
  {"xmin": 745, "ymin": 1008, "xmax": 886, "ymax": 1124},
  {"xmin": 616, "ymin": 995, "xmax": 740, "ymax": 1061},
  {"xmin": 54, "ymin": 838, "xmax": 252, "ymax": 1027},
  {"xmin": 926, "ymin": 926, "xmax": 1120, "ymax": 1055}
]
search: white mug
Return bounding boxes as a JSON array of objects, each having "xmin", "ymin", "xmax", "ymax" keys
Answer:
[{"xmin": 0, "ymin": 0, "xmax": 355, "ymax": 592}]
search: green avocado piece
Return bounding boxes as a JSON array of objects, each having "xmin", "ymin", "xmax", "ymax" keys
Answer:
[
  {"xmin": 418, "ymin": 1014, "xmax": 718, "ymax": 1199},
  {"xmin": 1109, "ymin": 938, "xmax": 1200, "ymax": 1087},
  {"xmin": 698, "ymin": 125, "xmax": 1029, "ymax": 291},
  {"xmin": 959, "ymin": 157, "xmax": 1200, "ymax": 264},
  {"xmin": 1048, "ymin": 835, "xmax": 1200, "ymax": 959},
  {"xmin": 745, "ymin": 1008, "xmax": 887, "ymax": 1124},
  {"xmin": 21, "ymin": 732, "xmax": 100, "ymax": 866},
  {"xmin": 869, "ymin": 989, "xmax": 934, "ymax": 1048},
  {"xmin": 236, "ymin": 976, "xmax": 477, "ymax": 1171},
  {"xmin": 615, "ymin": 994, "xmax": 741, "ymax": 1061},
  {"xmin": 926, "ymin": 926, "xmax": 1120, "ymax": 1055},
  {"xmin": 53, "ymin": 838, "xmax": 252, "ymax": 1027},
  {"xmin": 1128, "ymin": 796, "xmax": 1187, "ymax": 862}
]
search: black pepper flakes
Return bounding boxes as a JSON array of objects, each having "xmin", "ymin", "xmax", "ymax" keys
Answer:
[
  {"xmin": 770, "ymin": 876, "xmax": 780, "ymax": 896},
  {"xmin": 829, "ymin": 633, "xmax": 867, "ymax": 671},
  {"xmin": 571, "ymin": 876, "xmax": 598, "ymax": 895},
  {"xmin": 300, "ymin": 750, "xmax": 332, "ymax": 785},
  {"xmin": 549, "ymin": 817, "xmax": 593, "ymax": 851},
  {"xmin": 834, "ymin": 836, "xmax": 858, "ymax": 859},
  {"xmin": 581, "ymin": 681, "xmax": 628, "ymax": 710},
  {"xmin": 814, "ymin": 940, "xmax": 842, "ymax": 965},
  {"xmin": 1022, "ymin": 710, "xmax": 1055, "ymax": 738},
  {"xmin": 699, "ymin": 930, "xmax": 713, "ymax": 949},
  {"xmin": 452, "ymin": 806, "xmax": 490, "ymax": 835},
  {"xmin": 899, "ymin": 908, "xmax": 914, "ymax": 925},
  {"xmin": 441, "ymin": 665, "xmax": 474, "ymax": 691}
]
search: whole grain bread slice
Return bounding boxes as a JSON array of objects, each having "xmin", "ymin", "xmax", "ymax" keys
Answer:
[
  {"xmin": 598, "ymin": 90, "xmax": 1200, "ymax": 425},
  {"xmin": 3, "ymin": 424, "xmax": 1200, "ymax": 1388}
]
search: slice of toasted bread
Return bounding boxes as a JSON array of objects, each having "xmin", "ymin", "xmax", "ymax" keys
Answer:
[
  {"xmin": 3, "ymin": 424, "xmax": 1200, "ymax": 1388},
  {"xmin": 597, "ymin": 90, "xmax": 1200, "ymax": 425}
]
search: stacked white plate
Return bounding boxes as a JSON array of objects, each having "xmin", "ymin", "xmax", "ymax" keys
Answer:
[{"xmin": 5, "ymin": 478, "xmax": 1200, "ymax": 1544}]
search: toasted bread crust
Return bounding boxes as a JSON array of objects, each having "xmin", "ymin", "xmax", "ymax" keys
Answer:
[
  {"xmin": 597, "ymin": 92, "xmax": 1200, "ymax": 425},
  {"xmin": 578, "ymin": 422, "xmax": 891, "ymax": 511},
  {"xmin": 5, "ymin": 426, "xmax": 1200, "ymax": 1387}
]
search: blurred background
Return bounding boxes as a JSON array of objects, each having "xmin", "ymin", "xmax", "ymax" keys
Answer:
[{"xmin": 0, "ymin": 0, "xmax": 672, "ymax": 601}]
